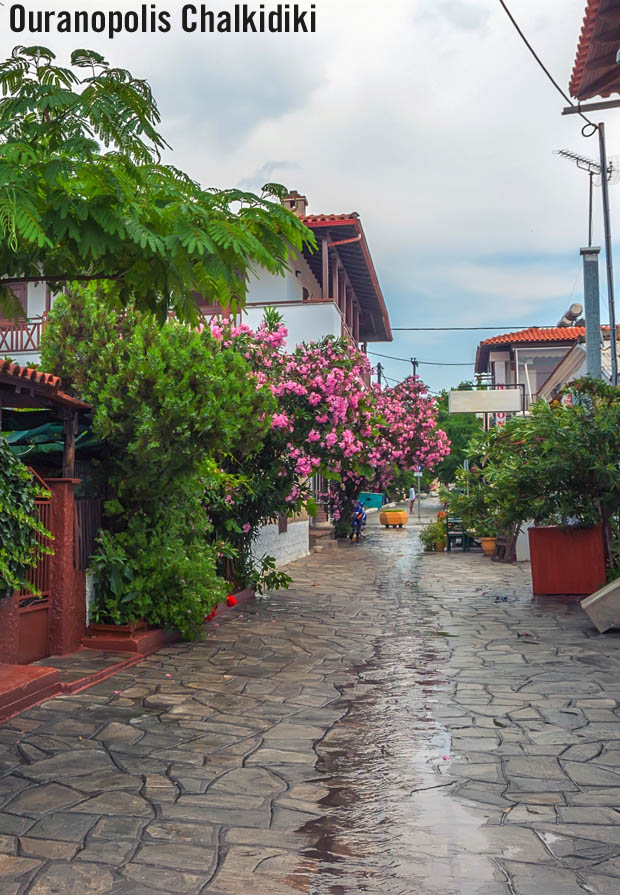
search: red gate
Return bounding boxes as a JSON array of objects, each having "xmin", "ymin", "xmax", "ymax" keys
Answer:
[{"xmin": 17, "ymin": 476, "xmax": 52, "ymax": 663}]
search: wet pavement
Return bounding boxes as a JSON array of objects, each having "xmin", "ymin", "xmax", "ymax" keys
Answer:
[{"xmin": 2, "ymin": 502, "xmax": 620, "ymax": 893}]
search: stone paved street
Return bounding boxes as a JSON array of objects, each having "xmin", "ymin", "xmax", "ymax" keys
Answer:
[{"xmin": 3, "ymin": 504, "xmax": 620, "ymax": 893}]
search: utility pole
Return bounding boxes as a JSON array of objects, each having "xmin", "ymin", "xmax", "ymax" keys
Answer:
[
  {"xmin": 598, "ymin": 122, "xmax": 618, "ymax": 386},
  {"xmin": 555, "ymin": 148, "xmax": 605, "ymax": 380},
  {"xmin": 376, "ymin": 362, "xmax": 383, "ymax": 387},
  {"xmin": 410, "ymin": 357, "xmax": 418, "ymax": 378},
  {"xmin": 581, "ymin": 246, "xmax": 602, "ymax": 379}
]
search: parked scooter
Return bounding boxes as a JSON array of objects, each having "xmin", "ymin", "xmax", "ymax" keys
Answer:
[{"xmin": 350, "ymin": 500, "xmax": 367, "ymax": 543}]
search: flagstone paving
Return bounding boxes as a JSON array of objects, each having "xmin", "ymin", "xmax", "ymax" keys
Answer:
[{"xmin": 2, "ymin": 503, "xmax": 620, "ymax": 892}]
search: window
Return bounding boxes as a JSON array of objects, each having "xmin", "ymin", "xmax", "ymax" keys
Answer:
[{"xmin": 0, "ymin": 283, "xmax": 27, "ymax": 323}]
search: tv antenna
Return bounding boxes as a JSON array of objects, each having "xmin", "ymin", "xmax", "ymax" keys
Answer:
[{"xmin": 554, "ymin": 149, "xmax": 620, "ymax": 246}]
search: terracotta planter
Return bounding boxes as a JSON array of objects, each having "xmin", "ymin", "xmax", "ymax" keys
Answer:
[
  {"xmin": 82, "ymin": 619, "xmax": 177, "ymax": 654},
  {"xmin": 380, "ymin": 510, "xmax": 408, "ymax": 528},
  {"xmin": 528, "ymin": 525, "xmax": 606, "ymax": 596},
  {"xmin": 435, "ymin": 540, "xmax": 446, "ymax": 552},
  {"xmin": 480, "ymin": 536, "xmax": 497, "ymax": 558},
  {"xmin": 87, "ymin": 620, "xmax": 149, "ymax": 636}
]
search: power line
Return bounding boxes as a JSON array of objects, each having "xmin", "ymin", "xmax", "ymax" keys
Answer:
[
  {"xmin": 369, "ymin": 351, "xmax": 472, "ymax": 366},
  {"xmin": 496, "ymin": 0, "xmax": 596, "ymax": 132},
  {"xmin": 380, "ymin": 372, "xmax": 443, "ymax": 396},
  {"xmin": 391, "ymin": 325, "xmax": 556, "ymax": 331}
]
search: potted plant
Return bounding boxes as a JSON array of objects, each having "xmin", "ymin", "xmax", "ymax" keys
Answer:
[
  {"xmin": 419, "ymin": 519, "xmax": 447, "ymax": 552},
  {"xmin": 452, "ymin": 380, "xmax": 620, "ymax": 593},
  {"xmin": 474, "ymin": 521, "xmax": 497, "ymax": 557}
]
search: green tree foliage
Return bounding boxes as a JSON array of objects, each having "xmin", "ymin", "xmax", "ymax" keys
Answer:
[
  {"xmin": 434, "ymin": 382, "xmax": 483, "ymax": 484},
  {"xmin": 41, "ymin": 287, "xmax": 275, "ymax": 636},
  {"xmin": 446, "ymin": 379, "xmax": 620, "ymax": 546},
  {"xmin": 0, "ymin": 437, "xmax": 51, "ymax": 599},
  {"xmin": 0, "ymin": 45, "xmax": 314, "ymax": 321}
]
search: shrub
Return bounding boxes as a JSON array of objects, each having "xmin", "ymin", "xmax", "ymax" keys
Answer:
[
  {"xmin": 0, "ymin": 437, "xmax": 52, "ymax": 598},
  {"xmin": 419, "ymin": 519, "xmax": 446, "ymax": 551},
  {"xmin": 41, "ymin": 287, "xmax": 273, "ymax": 634}
]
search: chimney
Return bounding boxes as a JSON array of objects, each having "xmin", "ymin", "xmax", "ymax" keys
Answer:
[{"xmin": 283, "ymin": 190, "xmax": 309, "ymax": 217}]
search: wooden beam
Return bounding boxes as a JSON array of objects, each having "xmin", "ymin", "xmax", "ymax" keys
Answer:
[
  {"xmin": 563, "ymin": 97, "xmax": 620, "ymax": 114},
  {"xmin": 332, "ymin": 262, "xmax": 339, "ymax": 306},
  {"xmin": 578, "ymin": 67, "xmax": 620, "ymax": 101},
  {"xmin": 63, "ymin": 412, "xmax": 77, "ymax": 478},
  {"xmin": 321, "ymin": 238, "xmax": 329, "ymax": 299}
]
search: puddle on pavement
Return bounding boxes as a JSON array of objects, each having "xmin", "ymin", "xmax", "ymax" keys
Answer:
[{"xmin": 301, "ymin": 532, "xmax": 502, "ymax": 895}]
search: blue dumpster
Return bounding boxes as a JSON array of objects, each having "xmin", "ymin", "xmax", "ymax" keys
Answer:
[{"xmin": 358, "ymin": 492, "xmax": 384, "ymax": 510}]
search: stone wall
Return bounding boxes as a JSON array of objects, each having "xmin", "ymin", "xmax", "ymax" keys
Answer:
[{"xmin": 252, "ymin": 520, "xmax": 310, "ymax": 568}]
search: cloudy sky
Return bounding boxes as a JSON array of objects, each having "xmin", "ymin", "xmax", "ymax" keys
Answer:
[{"xmin": 1, "ymin": 0, "xmax": 617, "ymax": 392}]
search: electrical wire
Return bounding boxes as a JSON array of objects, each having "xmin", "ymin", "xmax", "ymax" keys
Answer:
[
  {"xmin": 369, "ymin": 351, "xmax": 473, "ymax": 366},
  {"xmin": 378, "ymin": 372, "xmax": 443, "ymax": 396},
  {"xmin": 496, "ymin": 0, "xmax": 597, "ymax": 134},
  {"xmin": 391, "ymin": 325, "xmax": 555, "ymax": 331}
]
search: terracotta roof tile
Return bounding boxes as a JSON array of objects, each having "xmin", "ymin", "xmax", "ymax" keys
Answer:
[
  {"xmin": 569, "ymin": 0, "xmax": 620, "ymax": 100},
  {"xmin": 0, "ymin": 359, "xmax": 61, "ymax": 391},
  {"xmin": 480, "ymin": 327, "xmax": 586, "ymax": 346},
  {"xmin": 301, "ymin": 213, "xmax": 359, "ymax": 224},
  {"xmin": 570, "ymin": 0, "xmax": 600, "ymax": 98},
  {"xmin": 0, "ymin": 360, "xmax": 90, "ymax": 411}
]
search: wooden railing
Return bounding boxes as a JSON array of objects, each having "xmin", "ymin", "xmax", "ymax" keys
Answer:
[
  {"xmin": 18, "ymin": 498, "xmax": 52, "ymax": 608},
  {"xmin": 74, "ymin": 497, "xmax": 103, "ymax": 570},
  {"xmin": 0, "ymin": 316, "xmax": 46, "ymax": 355}
]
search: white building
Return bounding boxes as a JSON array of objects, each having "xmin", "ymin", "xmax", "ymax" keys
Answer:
[{"xmin": 1, "ymin": 193, "xmax": 393, "ymax": 567}]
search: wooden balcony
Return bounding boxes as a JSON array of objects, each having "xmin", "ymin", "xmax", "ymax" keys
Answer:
[{"xmin": 0, "ymin": 316, "xmax": 46, "ymax": 357}]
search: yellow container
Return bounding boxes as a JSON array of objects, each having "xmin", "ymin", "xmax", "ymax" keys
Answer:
[{"xmin": 380, "ymin": 509, "xmax": 408, "ymax": 528}]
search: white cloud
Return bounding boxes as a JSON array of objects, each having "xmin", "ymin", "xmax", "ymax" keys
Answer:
[{"xmin": 0, "ymin": 0, "xmax": 615, "ymax": 391}]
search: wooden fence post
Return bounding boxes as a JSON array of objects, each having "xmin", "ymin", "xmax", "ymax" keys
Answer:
[{"xmin": 47, "ymin": 478, "xmax": 85, "ymax": 655}]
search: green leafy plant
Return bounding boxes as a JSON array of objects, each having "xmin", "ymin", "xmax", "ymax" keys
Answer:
[
  {"xmin": 448, "ymin": 378, "xmax": 620, "ymax": 566},
  {"xmin": 419, "ymin": 519, "xmax": 447, "ymax": 551},
  {"xmin": 0, "ymin": 45, "xmax": 314, "ymax": 321},
  {"xmin": 0, "ymin": 437, "xmax": 52, "ymax": 598},
  {"xmin": 88, "ymin": 492, "xmax": 226, "ymax": 639},
  {"xmin": 41, "ymin": 288, "xmax": 273, "ymax": 635}
]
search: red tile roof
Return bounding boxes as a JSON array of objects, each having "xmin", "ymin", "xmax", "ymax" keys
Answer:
[
  {"xmin": 571, "ymin": 0, "xmax": 599, "ymax": 98},
  {"xmin": 475, "ymin": 327, "xmax": 586, "ymax": 374},
  {"xmin": 0, "ymin": 360, "xmax": 62, "ymax": 391},
  {"xmin": 481, "ymin": 327, "xmax": 586, "ymax": 346},
  {"xmin": 299, "ymin": 213, "xmax": 392, "ymax": 342},
  {"xmin": 570, "ymin": 0, "xmax": 620, "ymax": 100},
  {"xmin": 301, "ymin": 213, "xmax": 359, "ymax": 224},
  {"xmin": 0, "ymin": 360, "xmax": 90, "ymax": 411}
]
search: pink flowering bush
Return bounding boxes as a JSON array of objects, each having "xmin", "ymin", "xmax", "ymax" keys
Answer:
[{"xmin": 206, "ymin": 310, "xmax": 450, "ymax": 542}]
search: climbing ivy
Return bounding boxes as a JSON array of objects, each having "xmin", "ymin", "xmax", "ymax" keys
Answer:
[{"xmin": 0, "ymin": 437, "xmax": 51, "ymax": 599}]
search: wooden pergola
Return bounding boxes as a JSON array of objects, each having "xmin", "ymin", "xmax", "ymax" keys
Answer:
[{"xmin": 0, "ymin": 360, "xmax": 90, "ymax": 477}]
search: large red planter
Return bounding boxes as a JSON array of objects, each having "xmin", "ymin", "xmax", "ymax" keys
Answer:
[{"xmin": 528, "ymin": 525, "xmax": 606, "ymax": 596}]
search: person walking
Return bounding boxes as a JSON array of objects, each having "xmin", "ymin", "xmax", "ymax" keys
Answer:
[{"xmin": 409, "ymin": 484, "xmax": 416, "ymax": 514}]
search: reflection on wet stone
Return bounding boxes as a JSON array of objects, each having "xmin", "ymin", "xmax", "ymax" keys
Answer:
[{"xmin": 4, "ymin": 503, "xmax": 620, "ymax": 892}]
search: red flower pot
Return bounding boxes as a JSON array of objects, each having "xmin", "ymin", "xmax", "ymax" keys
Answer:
[{"xmin": 528, "ymin": 525, "xmax": 606, "ymax": 596}]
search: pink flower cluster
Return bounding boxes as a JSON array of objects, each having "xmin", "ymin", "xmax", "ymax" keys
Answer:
[{"xmin": 207, "ymin": 315, "xmax": 450, "ymax": 521}]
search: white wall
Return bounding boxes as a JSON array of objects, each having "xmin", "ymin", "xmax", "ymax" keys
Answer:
[
  {"xmin": 516, "ymin": 521, "xmax": 534, "ymax": 562},
  {"xmin": 246, "ymin": 250, "xmax": 321, "ymax": 306},
  {"xmin": 252, "ymin": 520, "xmax": 310, "ymax": 568},
  {"xmin": 243, "ymin": 301, "xmax": 343, "ymax": 351},
  {"xmin": 27, "ymin": 282, "xmax": 48, "ymax": 318}
]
